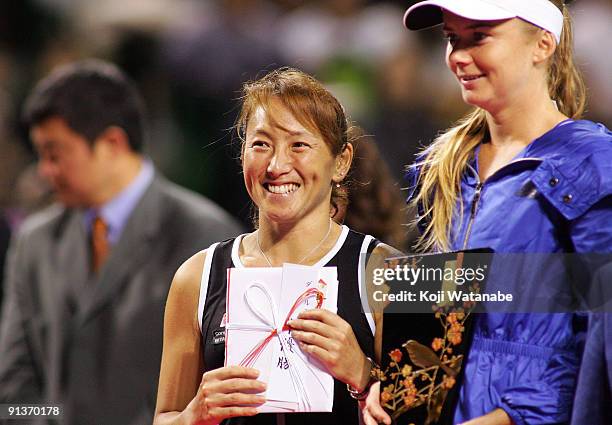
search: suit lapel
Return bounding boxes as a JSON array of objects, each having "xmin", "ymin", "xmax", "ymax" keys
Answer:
[
  {"xmin": 77, "ymin": 178, "xmax": 162, "ymax": 325},
  {"xmin": 53, "ymin": 210, "xmax": 89, "ymax": 312},
  {"xmin": 47, "ymin": 209, "xmax": 89, "ymax": 396}
]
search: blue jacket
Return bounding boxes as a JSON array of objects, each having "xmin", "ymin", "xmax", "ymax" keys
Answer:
[
  {"xmin": 570, "ymin": 264, "xmax": 612, "ymax": 425},
  {"xmin": 407, "ymin": 120, "xmax": 612, "ymax": 424}
]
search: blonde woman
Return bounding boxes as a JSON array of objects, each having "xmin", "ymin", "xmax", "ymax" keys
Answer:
[{"xmin": 364, "ymin": 1, "xmax": 612, "ymax": 424}]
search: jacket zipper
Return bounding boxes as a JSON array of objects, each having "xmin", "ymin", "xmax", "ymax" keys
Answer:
[
  {"xmin": 462, "ymin": 180, "xmax": 482, "ymax": 250},
  {"xmin": 460, "ymin": 157, "xmax": 542, "ymax": 250}
]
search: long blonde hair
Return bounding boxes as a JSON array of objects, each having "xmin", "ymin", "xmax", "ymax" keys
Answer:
[{"xmin": 413, "ymin": 0, "xmax": 586, "ymax": 252}]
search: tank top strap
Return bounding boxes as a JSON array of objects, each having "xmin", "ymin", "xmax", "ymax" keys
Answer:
[
  {"xmin": 199, "ymin": 237, "xmax": 243, "ymax": 335},
  {"xmin": 198, "ymin": 242, "xmax": 219, "ymax": 334}
]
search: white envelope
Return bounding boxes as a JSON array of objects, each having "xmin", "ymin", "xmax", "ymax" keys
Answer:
[{"xmin": 225, "ymin": 264, "xmax": 338, "ymax": 413}]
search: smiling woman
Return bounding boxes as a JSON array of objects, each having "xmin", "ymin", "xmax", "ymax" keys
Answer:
[
  {"xmin": 237, "ymin": 69, "xmax": 352, "ymax": 233},
  {"xmin": 153, "ymin": 68, "xmax": 403, "ymax": 425},
  {"xmin": 441, "ymin": 16, "xmax": 548, "ymax": 114},
  {"xmin": 241, "ymin": 97, "xmax": 342, "ymax": 235},
  {"xmin": 362, "ymin": 1, "xmax": 612, "ymax": 425}
]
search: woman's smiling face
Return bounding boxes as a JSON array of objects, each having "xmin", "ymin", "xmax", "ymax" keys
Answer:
[
  {"xmin": 242, "ymin": 97, "xmax": 339, "ymax": 225},
  {"xmin": 443, "ymin": 12, "xmax": 541, "ymax": 113}
]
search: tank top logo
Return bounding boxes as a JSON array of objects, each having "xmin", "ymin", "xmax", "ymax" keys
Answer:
[{"xmin": 212, "ymin": 328, "xmax": 225, "ymax": 345}]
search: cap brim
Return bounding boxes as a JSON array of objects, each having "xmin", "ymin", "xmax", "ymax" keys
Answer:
[{"xmin": 404, "ymin": 0, "xmax": 516, "ymax": 30}]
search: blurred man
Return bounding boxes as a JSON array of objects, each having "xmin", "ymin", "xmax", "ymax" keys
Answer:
[{"xmin": 0, "ymin": 60, "xmax": 243, "ymax": 424}]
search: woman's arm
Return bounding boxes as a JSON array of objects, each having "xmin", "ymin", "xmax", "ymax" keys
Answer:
[
  {"xmin": 289, "ymin": 243, "xmax": 402, "ymax": 391},
  {"xmin": 154, "ymin": 251, "xmax": 206, "ymax": 424},
  {"xmin": 153, "ymin": 251, "xmax": 266, "ymax": 425},
  {"xmin": 360, "ymin": 243, "xmax": 403, "ymax": 425},
  {"xmin": 366, "ymin": 243, "xmax": 404, "ymax": 365}
]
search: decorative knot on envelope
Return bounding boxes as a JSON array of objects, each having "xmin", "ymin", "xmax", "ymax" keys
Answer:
[
  {"xmin": 225, "ymin": 264, "xmax": 339, "ymax": 413},
  {"xmin": 238, "ymin": 282, "xmax": 324, "ymax": 368}
]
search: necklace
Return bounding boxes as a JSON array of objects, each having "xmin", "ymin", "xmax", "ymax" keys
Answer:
[{"xmin": 256, "ymin": 219, "xmax": 333, "ymax": 267}]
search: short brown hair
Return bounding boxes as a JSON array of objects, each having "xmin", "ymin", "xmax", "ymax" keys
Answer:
[{"xmin": 236, "ymin": 67, "xmax": 353, "ymax": 216}]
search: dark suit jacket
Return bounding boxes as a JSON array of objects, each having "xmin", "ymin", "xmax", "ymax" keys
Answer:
[
  {"xmin": 0, "ymin": 174, "xmax": 243, "ymax": 424},
  {"xmin": 0, "ymin": 212, "xmax": 10, "ymax": 315}
]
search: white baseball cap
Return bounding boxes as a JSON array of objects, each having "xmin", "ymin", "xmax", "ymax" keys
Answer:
[{"xmin": 403, "ymin": 0, "xmax": 564, "ymax": 43}]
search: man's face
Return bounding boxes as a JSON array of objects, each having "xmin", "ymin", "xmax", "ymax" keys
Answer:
[{"xmin": 31, "ymin": 116, "xmax": 108, "ymax": 208}]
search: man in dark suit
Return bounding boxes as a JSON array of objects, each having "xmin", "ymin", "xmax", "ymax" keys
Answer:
[{"xmin": 0, "ymin": 60, "xmax": 243, "ymax": 424}]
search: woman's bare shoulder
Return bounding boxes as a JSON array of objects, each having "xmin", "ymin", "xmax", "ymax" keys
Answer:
[
  {"xmin": 371, "ymin": 242, "xmax": 405, "ymax": 259},
  {"xmin": 169, "ymin": 250, "xmax": 208, "ymax": 304}
]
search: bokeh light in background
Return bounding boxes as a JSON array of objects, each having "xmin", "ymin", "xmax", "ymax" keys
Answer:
[{"xmin": 0, "ymin": 0, "xmax": 609, "ymax": 228}]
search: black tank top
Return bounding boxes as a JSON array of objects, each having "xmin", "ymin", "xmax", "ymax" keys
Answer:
[{"xmin": 198, "ymin": 226, "xmax": 378, "ymax": 425}]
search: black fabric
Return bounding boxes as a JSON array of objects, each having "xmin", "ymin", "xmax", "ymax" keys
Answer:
[
  {"xmin": 0, "ymin": 212, "xmax": 10, "ymax": 316},
  {"xmin": 201, "ymin": 229, "xmax": 378, "ymax": 425}
]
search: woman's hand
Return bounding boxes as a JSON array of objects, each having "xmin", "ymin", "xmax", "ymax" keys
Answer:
[
  {"xmin": 183, "ymin": 366, "xmax": 266, "ymax": 424},
  {"xmin": 288, "ymin": 309, "xmax": 370, "ymax": 390},
  {"xmin": 458, "ymin": 408, "xmax": 513, "ymax": 425},
  {"xmin": 361, "ymin": 381, "xmax": 391, "ymax": 425}
]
